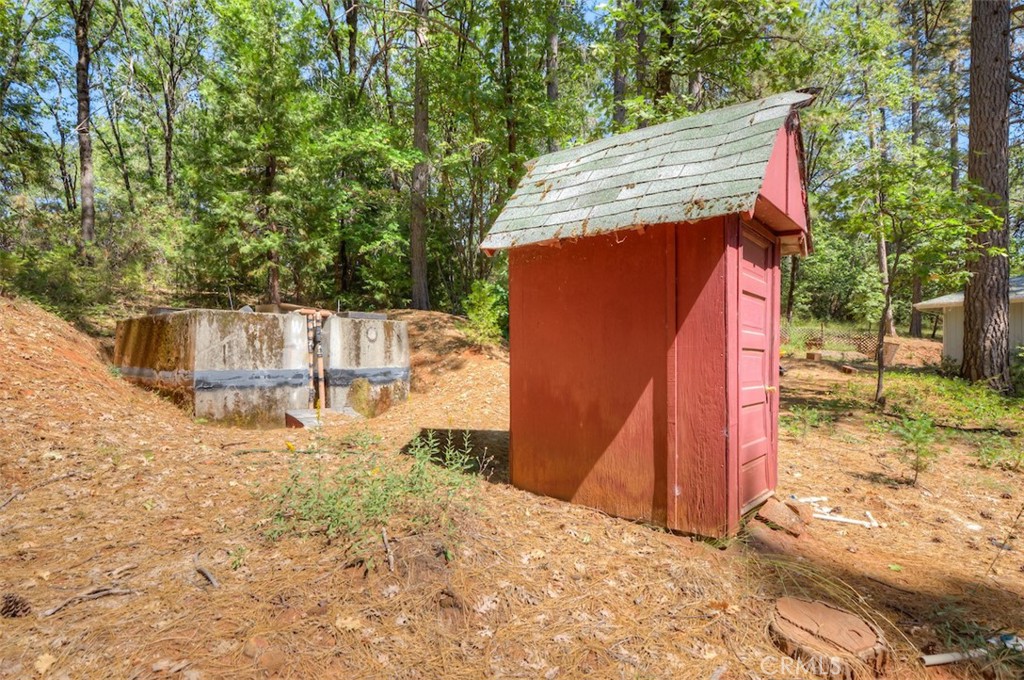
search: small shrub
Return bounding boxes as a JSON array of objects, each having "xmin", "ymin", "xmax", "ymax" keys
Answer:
[
  {"xmin": 938, "ymin": 355, "xmax": 960, "ymax": 378},
  {"xmin": 890, "ymin": 415, "xmax": 937, "ymax": 485},
  {"xmin": 266, "ymin": 431, "xmax": 475, "ymax": 548},
  {"xmin": 1011, "ymin": 345, "xmax": 1024, "ymax": 394},
  {"xmin": 781, "ymin": 405, "xmax": 831, "ymax": 438},
  {"xmin": 0, "ymin": 251, "xmax": 23, "ymax": 297},
  {"xmin": 972, "ymin": 433, "xmax": 1023, "ymax": 472},
  {"xmin": 461, "ymin": 280, "xmax": 506, "ymax": 346},
  {"xmin": 229, "ymin": 546, "xmax": 249, "ymax": 570}
]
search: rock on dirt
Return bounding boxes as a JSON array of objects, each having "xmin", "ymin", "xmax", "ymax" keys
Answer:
[
  {"xmin": 756, "ymin": 497, "xmax": 807, "ymax": 537},
  {"xmin": 745, "ymin": 520, "xmax": 801, "ymax": 555},
  {"xmin": 784, "ymin": 499, "xmax": 816, "ymax": 525}
]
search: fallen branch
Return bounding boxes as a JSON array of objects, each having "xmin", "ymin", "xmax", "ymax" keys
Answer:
[
  {"xmin": 193, "ymin": 552, "xmax": 220, "ymax": 588},
  {"xmin": 382, "ymin": 528, "xmax": 395, "ymax": 573},
  {"xmin": 878, "ymin": 411, "xmax": 1017, "ymax": 437},
  {"xmin": 1, "ymin": 471, "xmax": 78, "ymax": 512},
  {"xmin": 40, "ymin": 586, "xmax": 132, "ymax": 617}
]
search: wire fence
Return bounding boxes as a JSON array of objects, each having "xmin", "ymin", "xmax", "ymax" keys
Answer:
[{"xmin": 780, "ymin": 323, "xmax": 881, "ymax": 357}]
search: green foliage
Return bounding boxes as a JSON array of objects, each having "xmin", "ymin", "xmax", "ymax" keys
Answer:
[
  {"xmin": 970, "ymin": 433, "xmax": 1023, "ymax": 472},
  {"xmin": 0, "ymin": 250, "xmax": 23, "ymax": 296},
  {"xmin": 863, "ymin": 370, "xmax": 1024, "ymax": 431},
  {"xmin": 780, "ymin": 405, "xmax": 833, "ymax": 438},
  {"xmin": 228, "ymin": 545, "xmax": 249, "ymax": 570},
  {"xmin": 890, "ymin": 415, "xmax": 937, "ymax": 485},
  {"xmin": 267, "ymin": 430, "xmax": 478, "ymax": 547},
  {"xmin": 461, "ymin": 280, "xmax": 506, "ymax": 345},
  {"xmin": 1011, "ymin": 346, "xmax": 1024, "ymax": 394}
]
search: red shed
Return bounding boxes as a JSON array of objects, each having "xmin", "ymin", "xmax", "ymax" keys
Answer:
[{"xmin": 481, "ymin": 92, "xmax": 815, "ymax": 537}]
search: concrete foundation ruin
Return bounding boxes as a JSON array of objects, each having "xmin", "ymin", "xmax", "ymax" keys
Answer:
[{"xmin": 113, "ymin": 308, "xmax": 409, "ymax": 426}]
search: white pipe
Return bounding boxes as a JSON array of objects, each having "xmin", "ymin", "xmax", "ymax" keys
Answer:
[
  {"xmin": 812, "ymin": 513, "xmax": 873, "ymax": 528},
  {"xmin": 920, "ymin": 649, "xmax": 987, "ymax": 667}
]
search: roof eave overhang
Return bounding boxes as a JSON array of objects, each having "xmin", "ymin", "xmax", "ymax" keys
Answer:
[
  {"xmin": 750, "ymin": 194, "xmax": 810, "ymax": 257},
  {"xmin": 915, "ymin": 296, "xmax": 1024, "ymax": 311}
]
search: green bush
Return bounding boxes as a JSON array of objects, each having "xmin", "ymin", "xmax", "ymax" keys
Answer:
[
  {"xmin": 461, "ymin": 280, "xmax": 506, "ymax": 346},
  {"xmin": 0, "ymin": 251, "xmax": 23, "ymax": 297},
  {"xmin": 1011, "ymin": 345, "xmax": 1024, "ymax": 395},
  {"xmin": 266, "ymin": 430, "xmax": 476, "ymax": 548}
]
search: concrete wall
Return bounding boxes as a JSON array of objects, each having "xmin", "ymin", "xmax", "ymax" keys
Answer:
[
  {"xmin": 114, "ymin": 309, "xmax": 410, "ymax": 426},
  {"xmin": 322, "ymin": 316, "xmax": 410, "ymax": 417},
  {"xmin": 191, "ymin": 311, "xmax": 309, "ymax": 425},
  {"xmin": 115, "ymin": 310, "xmax": 309, "ymax": 426},
  {"xmin": 942, "ymin": 302, "xmax": 1024, "ymax": 365},
  {"xmin": 114, "ymin": 312, "xmax": 195, "ymax": 405}
]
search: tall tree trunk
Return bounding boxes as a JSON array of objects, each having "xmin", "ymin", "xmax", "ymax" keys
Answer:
[
  {"xmin": 654, "ymin": 0, "xmax": 675, "ymax": 105},
  {"xmin": 961, "ymin": 0, "xmax": 1011, "ymax": 389},
  {"xmin": 910, "ymin": 276, "xmax": 923, "ymax": 337},
  {"xmin": 635, "ymin": 0, "xmax": 647, "ymax": 127},
  {"xmin": 263, "ymin": 155, "xmax": 280, "ymax": 304},
  {"xmin": 876, "ymin": 234, "xmax": 896, "ymax": 336},
  {"xmin": 99, "ymin": 78, "xmax": 134, "ymax": 211},
  {"xmin": 74, "ymin": 26, "xmax": 96, "ymax": 243},
  {"xmin": 686, "ymin": 70, "xmax": 702, "ymax": 110},
  {"xmin": 612, "ymin": 11, "xmax": 626, "ymax": 128},
  {"xmin": 163, "ymin": 90, "xmax": 175, "ymax": 194},
  {"xmin": 499, "ymin": 0, "xmax": 517, "ymax": 189},
  {"xmin": 546, "ymin": 1, "xmax": 560, "ymax": 151},
  {"xmin": 409, "ymin": 0, "xmax": 431, "ymax": 310},
  {"xmin": 907, "ymin": 46, "xmax": 922, "ymax": 338},
  {"xmin": 345, "ymin": 0, "xmax": 357, "ymax": 77},
  {"xmin": 872, "ymin": 107, "xmax": 896, "ymax": 337},
  {"xmin": 143, "ymin": 126, "xmax": 155, "ymax": 182},
  {"xmin": 949, "ymin": 58, "xmax": 960, "ymax": 192}
]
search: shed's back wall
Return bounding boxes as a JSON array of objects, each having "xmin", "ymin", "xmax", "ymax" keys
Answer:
[
  {"xmin": 508, "ymin": 217, "xmax": 735, "ymax": 534},
  {"xmin": 509, "ymin": 226, "xmax": 672, "ymax": 525}
]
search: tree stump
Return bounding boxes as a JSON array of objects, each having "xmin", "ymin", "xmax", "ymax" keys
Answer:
[{"xmin": 769, "ymin": 597, "xmax": 890, "ymax": 679}]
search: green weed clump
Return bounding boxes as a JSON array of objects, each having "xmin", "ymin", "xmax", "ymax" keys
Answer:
[
  {"xmin": 862, "ymin": 370, "xmax": 1024, "ymax": 431},
  {"xmin": 780, "ymin": 405, "xmax": 834, "ymax": 438},
  {"xmin": 970, "ymin": 433, "xmax": 1024, "ymax": 472},
  {"xmin": 266, "ymin": 430, "xmax": 479, "ymax": 550}
]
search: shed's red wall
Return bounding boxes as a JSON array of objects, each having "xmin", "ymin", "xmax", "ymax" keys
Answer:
[
  {"xmin": 758, "ymin": 122, "xmax": 808, "ymax": 233},
  {"xmin": 509, "ymin": 227, "xmax": 671, "ymax": 525},
  {"xmin": 508, "ymin": 216, "xmax": 781, "ymax": 537},
  {"xmin": 671, "ymin": 217, "xmax": 730, "ymax": 535}
]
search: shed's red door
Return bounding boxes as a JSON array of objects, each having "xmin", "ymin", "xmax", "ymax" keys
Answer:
[{"xmin": 737, "ymin": 226, "xmax": 777, "ymax": 512}]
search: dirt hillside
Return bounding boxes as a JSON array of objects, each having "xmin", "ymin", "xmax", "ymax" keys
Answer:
[{"xmin": 0, "ymin": 300, "xmax": 1021, "ymax": 679}]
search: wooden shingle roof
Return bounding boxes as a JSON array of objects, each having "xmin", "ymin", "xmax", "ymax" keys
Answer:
[{"xmin": 481, "ymin": 91, "xmax": 815, "ymax": 251}]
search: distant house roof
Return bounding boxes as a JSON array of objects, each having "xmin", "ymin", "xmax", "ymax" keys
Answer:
[
  {"xmin": 480, "ymin": 91, "xmax": 816, "ymax": 252},
  {"xmin": 915, "ymin": 275, "xmax": 1024, "ymax": 310}
]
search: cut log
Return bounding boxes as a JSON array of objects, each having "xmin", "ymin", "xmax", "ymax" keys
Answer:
[
  {"xmin": 840, "ymin": 365, "xmax": 856, "ymax": 374},
  {"xmin": 769, "ymin": 597, "xmax": 889, "ymax": 679},
  {"xmin": 806, "ymin": 351, "xmax": 822, "ymax": 360}
]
